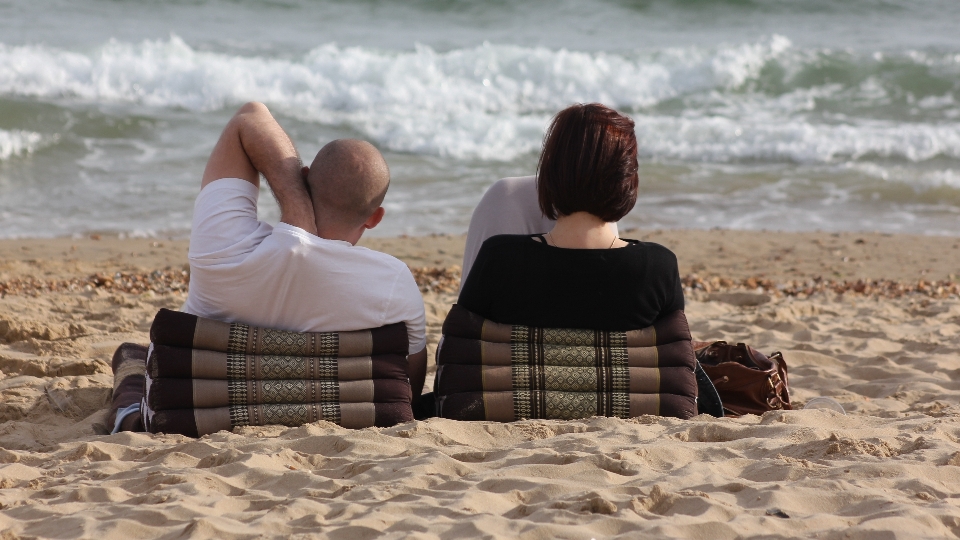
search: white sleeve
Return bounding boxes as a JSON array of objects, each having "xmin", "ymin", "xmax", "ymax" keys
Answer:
[
  {"xmin": 389, "ymin": 268, "xmax": 427, "ymax": 354},
  {"xmin": 188, "ymin": 178, "xmax": 272, "ymax": 266},
  {"xmin": 461, "ymin": 176, "xmax": 554, "ymax": 286}
]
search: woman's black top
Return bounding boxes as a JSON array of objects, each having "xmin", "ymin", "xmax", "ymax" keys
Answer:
[{"xmin": 458, "ymin": 234, "xmax": 684, "ymax": 330}]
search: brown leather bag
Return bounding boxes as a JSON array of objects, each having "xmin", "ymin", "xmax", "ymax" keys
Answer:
[{"xmin": 693, "ymin": 341, "xmax": 791, "ymax": 417}]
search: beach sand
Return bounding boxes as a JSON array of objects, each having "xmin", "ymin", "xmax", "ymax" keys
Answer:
[{"xmin": 2, "ymin": 230, "xmax": 960, "ymax": 539}]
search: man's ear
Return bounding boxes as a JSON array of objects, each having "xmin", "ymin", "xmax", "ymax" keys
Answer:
[{"xmin": 363, "ymin": 207, "xmax": 385, "ymax": 230}]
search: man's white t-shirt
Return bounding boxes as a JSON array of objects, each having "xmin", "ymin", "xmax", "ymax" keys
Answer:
[{"xmin": 181, "ymin": 178, "xmax": 426, "ymax": 354}]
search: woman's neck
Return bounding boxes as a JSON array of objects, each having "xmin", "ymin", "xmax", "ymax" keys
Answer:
[{"xmin": 546, "ymin": 212, "xmax": 625, "ymax": 249}]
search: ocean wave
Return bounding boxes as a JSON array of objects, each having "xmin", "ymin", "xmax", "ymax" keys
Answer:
[
  {"xmin": 0, "ymin": 34, "xmax": 793, "ymax": 106},
  {"xmin": 0, "ymin": 129, "xmax": 46, "ymax": 160},
  {"xmin": 845, "ymin": 162, "xmax": 960, "ymax": 190},
  {"xmin": 0, "ymin": 36, "xmax": 957, "ymax": 162},
  {"xmin": 635, "ymin": 115, "xmax": 960, "ymax": 163},
  {"xmin": 0, "ymin": 35, "xmax": 792, "ymax": 160}
]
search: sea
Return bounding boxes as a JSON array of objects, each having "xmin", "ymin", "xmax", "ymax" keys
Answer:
[{"xmin": 1, "ymin": 0, "xmax": 959, "ymax": 238}]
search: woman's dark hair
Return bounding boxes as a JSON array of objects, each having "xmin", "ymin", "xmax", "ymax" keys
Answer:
[{"xmin": 536, "ymin": 103, "xmax": 639, "ymax": 222}]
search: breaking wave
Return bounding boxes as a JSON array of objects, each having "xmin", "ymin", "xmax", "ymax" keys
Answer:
[{"xmin": 3, "ymin": 35, "xmax": 956, "ymax": 163}]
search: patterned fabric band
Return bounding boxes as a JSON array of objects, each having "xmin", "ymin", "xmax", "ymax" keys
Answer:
[
  {"xmin": 142, "ymin": 400, "xmax": 413, "ymax": 437},
  {"xmin": 441, "ymin": 304, "xmax": 692, "ymax": 347},
  {"xmin": 145, "ymin": 376, "xmax": 413, "ymax": 410},
  {"xmin": 150, "ymin": 308, "xmax": 409, "ymax": 357},
  {"xmin": 435, "ymin": 305, "xmax": 697, "ymax": 421},
  {"xmin": 435, "ymin": 365, "xmax": 693, "ymax": 395},
  {"xmin": 436, "ymin": 337, "xmax": 694, "ymax": 367},
  {"xmin": 438, "ymin": 391, "xmax": 696, "ymax": 422},
  {"xmin": 146, "ymin": 344, "xmax": 409, "ymax": 381}
]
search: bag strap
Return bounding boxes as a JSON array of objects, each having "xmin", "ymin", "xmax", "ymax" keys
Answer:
[
  {"xmin": 695, "ymin": 361, "xmax": 724, "ymax": 418},
  {"xmin": 768, "ymin": 351, "xmax": 791, "ymax": 406}
]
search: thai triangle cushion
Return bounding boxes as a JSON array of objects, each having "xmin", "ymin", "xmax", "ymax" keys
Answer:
[
  {"xmin": 435, "ymin": 304, "xmax": 698, "ymax": 421},
  {"xmin": 124, "ymin": 309, "xmax": 415, "ymax": 437}
]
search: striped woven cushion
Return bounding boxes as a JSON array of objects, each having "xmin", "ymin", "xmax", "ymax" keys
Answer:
[
  {"xmin": 119, "ymin": 309, "xmax": 415, "ymax": 437},
  {"xmin": 150, "ymin": 308, "xmax": 409, "ymax": 356},
  {"xmin": 435, "ymin": 305, "xmax": 697, "ymax": 421},
  {"xmin": 142, "ymin": 402, "xmax": 414, "ymax": 438},
  {"xmin": 147, "ymin": 344, "xmax": 409, "ymax": 381}
]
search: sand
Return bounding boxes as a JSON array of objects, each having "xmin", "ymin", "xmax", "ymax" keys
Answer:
[{"xmin": 2, "ymin": 230, "xmax": 960, "ymax": 539}]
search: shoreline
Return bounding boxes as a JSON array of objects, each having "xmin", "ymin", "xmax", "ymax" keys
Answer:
[
  {"xmin": 3, "ymin": 228, "xmax": 959, "ymax": 297},
  {"xmin": 4, "ymin": 227, "xmax": 959, "ymax": 279}
]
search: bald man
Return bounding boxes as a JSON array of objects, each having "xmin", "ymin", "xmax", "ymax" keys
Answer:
[{"xmin": 181, "ymin": 102, "xmax": 428, "ymax": 398}]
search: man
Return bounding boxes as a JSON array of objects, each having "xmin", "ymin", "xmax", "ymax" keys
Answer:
[{"xmin": 181, "ymin": 102, "xmax": 427, "ymax": 398}]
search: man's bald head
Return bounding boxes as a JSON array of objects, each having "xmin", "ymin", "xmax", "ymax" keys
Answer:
[{"xmin": 307, "ymin": 139, "xmax": 390, "ymax": 230}]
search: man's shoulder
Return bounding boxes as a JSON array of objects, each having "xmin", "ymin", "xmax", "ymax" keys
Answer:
[
  {"xmin": 270, "ymin": 228, "xmax": 414, "ymax": 279},
  {"xmin": 349, "ymin": 245, "xmax": 413, "ymax": 275},
  {"xmin": 335, "ymin": 244, "xmax": 422, "ymax": 310}
]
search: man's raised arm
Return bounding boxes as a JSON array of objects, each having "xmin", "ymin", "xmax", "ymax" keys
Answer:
[{"xmin": 201, "ymin": 102, "xmax": 317, "ymax": 235}]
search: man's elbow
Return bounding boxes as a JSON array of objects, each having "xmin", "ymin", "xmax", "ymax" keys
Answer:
[{"xmin": 236, "ymin": 101, "xmax": 269, "ymax": 118}]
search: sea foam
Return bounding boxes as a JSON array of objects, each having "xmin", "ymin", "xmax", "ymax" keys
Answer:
[
  {"xmin": 635, "ymin": 115, "xmax": 960, "ymax": 163},
  {"xmin": 0, "ymin": 129, "xmax": 45, "ymax": 160},
  {"xmin": 0, "ymin": 36, "xmax": 957, "ymax": 164}
]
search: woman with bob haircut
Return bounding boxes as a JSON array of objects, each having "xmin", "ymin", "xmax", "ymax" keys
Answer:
[{"xmin": 457, "ymin": 103, "xmax": 683, "ymax": 330}]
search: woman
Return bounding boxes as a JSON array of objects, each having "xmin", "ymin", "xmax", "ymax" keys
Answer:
[{"xmin": 458, "ymin": 103, "xmax": 683, "ymax": 330}]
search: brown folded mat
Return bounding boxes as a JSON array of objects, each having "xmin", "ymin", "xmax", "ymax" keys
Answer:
[
  {"xmin": 108, "ymin": 311, "xmax": 417, "ymax": 437},
  {"xmin": 145, "ymin": 376, "xmax": 412, "ymax": 410},
  {"xmin": 143, "ymin": 401, "xmax": 413, "ymax": 437},
  {"xmin": 108, "ymin": 343, "xmax": 147, "ymax": 432},
  {"xmin": 435, "ymin": 305, "xmax": 697, "ymax": 421},
  {"xmin": 150, "ymin": 308, "xmax": 409, "ymax": 356},
  {"xmin": 438, "ymin": 391, "xmax": 697, "ymax": 422},
  {"xmin": 437, "ymin": 336, "xmax": 695, "ymax": 368},
  {"xmin": 441, "ymin": 304, "xmax": 691, "ymax": 346},
  {"xmin": 435, "ymin": 364, "xmax": 696, "ymax": 395},
  {"xmin": 147, "ymin": 344, "xmax": 409, "ymax": 381}
]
